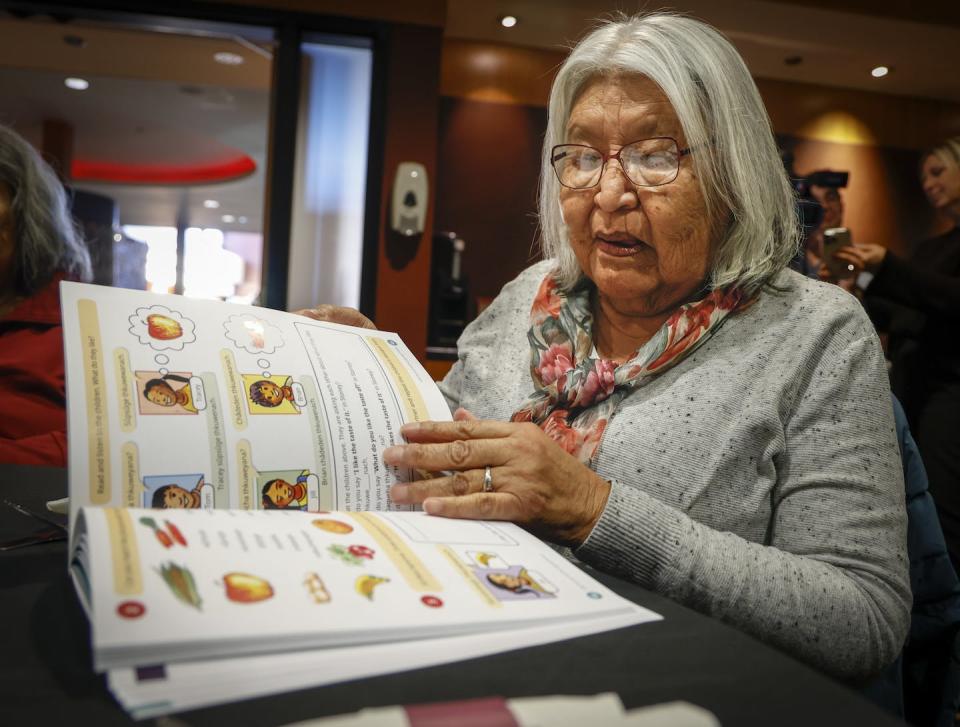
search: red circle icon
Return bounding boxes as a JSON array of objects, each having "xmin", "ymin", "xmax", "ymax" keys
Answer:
[
  {"xmin": 421, "ymin": 595, "xmax": 443, "ymax": 608},
  {"xmin": 117, "ymin": 600, "xmax": 146, "ymax": 619}
]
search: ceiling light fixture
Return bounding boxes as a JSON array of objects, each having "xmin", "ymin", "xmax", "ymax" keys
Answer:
[
  {"xmin": 499, "ymin": 15, "xmax": 518, "ymax": 28},
  {"xmin": 222, "ymin": 214, "xmax": 236, "ymax": 223},
  {"xmin": 214, "ymin": 51, "xmax": 244, "ymax": 66},
  {"xmin": 64, "ymin": 77, "xmax": 89, "ymax": 91},
  {"xmin": 871, "ymin": 66, "xmax": 889, "ymax": 78},
  {"xmin": 203, "ymin": 199, "xmax": 220, "ymax": 209},
  {"xmin": 237, "ymin": 216, "xmax": 248, "ymax": 224}
]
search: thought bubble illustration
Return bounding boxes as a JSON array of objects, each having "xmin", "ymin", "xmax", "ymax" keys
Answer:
[
  {"xmin": 128, "ymin": 305, "xmax": 197, "ymax": 351},
  {"xmin": 224, "ymin": 315, "xmax": 284, "ymax": 354}
]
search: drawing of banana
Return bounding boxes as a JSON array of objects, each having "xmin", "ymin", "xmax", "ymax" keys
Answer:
[
  {"xmin": 475, "ymin": 552, "xmax": 497, "ymax": 566},
  {"xmin": 354, "ymin": 575, "xmax": 389, "ymax": 600}
]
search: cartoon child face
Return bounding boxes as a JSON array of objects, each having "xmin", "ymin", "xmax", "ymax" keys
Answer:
[
  {"xmin": 159, "ymin": 485, "xmax": 194, "ymax": 509},
  {"xmin": 264, "ymin": 479, "xmax": 295, "ymax": 508},
  {"xmin": 251, "ymin": 380, "xmax": 284, "ymax": 407},
  {"xmin": 145, "ymin": 380, "xmax": 177, "ymax": 407}
]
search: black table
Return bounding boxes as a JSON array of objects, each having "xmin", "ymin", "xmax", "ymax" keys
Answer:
[{"xmin": 1, "ymin": 464, "xmax": 904, "ymax": 726}]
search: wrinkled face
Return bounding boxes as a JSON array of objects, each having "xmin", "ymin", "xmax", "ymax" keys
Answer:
[
  {"xmin": 559, "ymin": 75, "xmax": 718, "ymax": 318},
  {"xmin": 162, "ymin": 485, "xmax": 192, "ymax": 509},
  {"xmin": 146, "ymin": 381, "xmax": 176, "ymax": 406},
  {"xmin": 810, "ymin": 185, "xmax": 844, "ymax": 230},
  {"xmin": 265, "ymin": 480, "xmax": 293, "ymax": 508},
  {"xmin": 921, "ymin": 152, "xmax": 960, "ymax": 212}
]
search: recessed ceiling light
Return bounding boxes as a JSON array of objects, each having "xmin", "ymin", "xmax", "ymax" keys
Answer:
[
  {"xmin": 64, "ymin": 77, "xmax": 89, "ymax": 91},
  {"xmin": 237, "ymin": 216, "xmax": 248, "ymax": 224},
  {"xmin": 214, "ymin": 51, "xmax": 244, "ymax": 66},
  {"xmin": 871, "ymin": 66, "xmax": 889, "ymax": 78},
  {"xmin": 499, "ymin": 15, "xmax": 518, "ymax": 28},
  {"xmin": 222, "ymin": 214, "xmax": 236, "ymax": 223},
  {"xmin": 203, "ymin": 199, "xmax": 220, "ymax": 209}
]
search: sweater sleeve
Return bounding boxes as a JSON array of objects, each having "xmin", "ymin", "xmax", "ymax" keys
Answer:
[
  {"xmin": 867, "ymin": 249, "xmax": 960, "ymax": 319},
  {"xmin": 575, "ymin": 330, "xmax": 911, "ymax": 681}
]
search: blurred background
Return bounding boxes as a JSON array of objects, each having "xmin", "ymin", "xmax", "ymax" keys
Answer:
[{"xmin": 0, "ymin": 0, "xmax": 958, "ymax": 376}]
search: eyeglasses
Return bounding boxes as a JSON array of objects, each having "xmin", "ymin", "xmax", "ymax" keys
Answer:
[{"xmin": 550, "ymin": 137, "xmax": 692, "ymax": 189}]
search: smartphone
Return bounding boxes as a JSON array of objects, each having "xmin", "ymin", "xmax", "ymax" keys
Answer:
[{"xmin": 822, "ymin": 227, "xmax": 854, "ymax": 278}]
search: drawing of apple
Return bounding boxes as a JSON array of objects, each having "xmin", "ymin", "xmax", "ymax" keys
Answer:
[
  {"xmin": 222, "ymin": 572, "xmax": 274, "ymax": 603},
  {"xmin": 147, "ymin": 313, "xmax": 183, "ymax": 340}
]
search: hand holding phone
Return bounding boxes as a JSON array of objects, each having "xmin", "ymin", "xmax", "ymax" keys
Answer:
[{"xmin": 822, "ymin": 227, "xmax": 856, "ymax": 279}]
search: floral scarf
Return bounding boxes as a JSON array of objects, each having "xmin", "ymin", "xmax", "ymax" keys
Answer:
[{"xmin": 510, "ymin": 273, "xmax": 749, "ymax": 464}]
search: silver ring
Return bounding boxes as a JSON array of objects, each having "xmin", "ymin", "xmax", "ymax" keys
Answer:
[{"xmin": 483, "ymin": 466, "xmax": 494, "ymax": 493}]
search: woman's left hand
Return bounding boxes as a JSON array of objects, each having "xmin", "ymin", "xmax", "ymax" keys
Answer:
[{"xmin": 385, "ymin": 409, "xmax": 611, "ymax": 546}]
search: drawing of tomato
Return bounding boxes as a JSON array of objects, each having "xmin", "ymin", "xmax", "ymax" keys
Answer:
[
  {"xmin": 146, "ymin": 313, "xmax": 183, "ymax": 340},
  {"xmin": 347, "ymin": 545, "xmax": 374, "ymax": 559},
  {"xmin": 223, "ymin": 572, "xmax": 274, "ymax": 603},
  {"xmin": 421, "ymin": 595, "xmax": 443, "ymax": 608}
]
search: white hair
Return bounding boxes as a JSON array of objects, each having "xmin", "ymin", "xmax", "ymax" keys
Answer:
[
  {"xmin": 0, "ymin": 123, "xmax": 91, "ymax": 295},
  {"xmin": 538, "ymin": 12, "xmax": 800, "ymax": 295}
]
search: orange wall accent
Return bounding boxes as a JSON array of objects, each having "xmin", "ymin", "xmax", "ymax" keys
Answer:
[
  {"xmin": 206, "ymin": 0, "xmax": 447, "ymax": 27},
  {"xmin": 373, "ymin": 24, "xmax": 443, "ymax": 360},
  {"xmin": 441, "ymin": 39, "xmax": 565, "ymax": 107}
]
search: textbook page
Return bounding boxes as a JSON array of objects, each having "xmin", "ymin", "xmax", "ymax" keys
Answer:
[
  {"xmin": 60, "ymin": 282, "xmax": 451, "ymax": 518},
  {"xmin": 70, "ymin": 508, "xmax": 638, "ymax": 670}
]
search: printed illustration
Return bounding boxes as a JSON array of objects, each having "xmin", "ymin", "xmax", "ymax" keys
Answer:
[
  {"xmin": 222, "ymin": 572, "xmax": 274, "ymax": 603},
  {"xmin": 128, "ymin": 305, "xmax": 197, "ymax": 351},
  {"xmin": 354, "ymin": 575, "xmax": 389, "ymax": 601},
  {"xmin": 328, "ymin": 544, "xmax": 375, "ymax": 566},
  {"xmin": 464, "ymin": 551, "xmax": 557, "ymax": 601},
  {"xmin": 136, "ymin": 371, "xmax": 203, "ymax": 415},
  {"xmin": 224, "ymin": 314, "xmax": 284, "ymax": 354},
  {"xmin": 139, "ymin": 517, "xmax": 188, "ymax": 548},
  {"xmin": 157, "ymin": 563, "xmax": 202, "ymax": 610},
  {"xmin": 143, "ymin": 473, "xmax": 212, "ymax": 510},
  {"xmin": 311, "ymin": 518, "xmax": 354, "ymax": 535},
  {"xmin": 243, "ymin": 374, "xmax": 302, "ymax": 415},
  {"xmin": 303, "ymin": 572, "xmax": 331, "ymax": 604},
  {"xmin": 421, "ymin": 595, "xmax": 443, "ymax": 608},
  {"xmin": 256, "ymin": 469, "xmax": 319, "ymax": 511}
]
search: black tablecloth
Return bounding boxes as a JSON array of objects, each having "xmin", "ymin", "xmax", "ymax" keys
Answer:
[{"xmin": 0, "ymin": 465, "xmax": 904, "ymax": 726}]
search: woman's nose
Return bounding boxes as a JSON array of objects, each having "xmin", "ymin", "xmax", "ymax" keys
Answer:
[{"xmin": 593, "ymin": 163, "xmax": 638, "ymax": 212}]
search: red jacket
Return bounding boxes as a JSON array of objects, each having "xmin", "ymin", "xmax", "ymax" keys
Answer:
[{"xmin": 0, "ymin": 275, "xmax": 68, "ymax": 466}]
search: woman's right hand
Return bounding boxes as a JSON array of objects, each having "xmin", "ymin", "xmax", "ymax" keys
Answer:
[
  {"xmin": 292, "ymin": 305, "xmax": 377, "ymax": 330},
  {"xmin": 832, "ymin": 243, "xmax": 887, "ymax": 274}
]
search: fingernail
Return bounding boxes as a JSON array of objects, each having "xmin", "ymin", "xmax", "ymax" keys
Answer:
[
  {"xmin": 400, "ymin": 422, "xmax": 421, "ymax": 436},
  {"xmin": 383, "ymin": 446, "xmax": 403, "ymax": 464},
  {"xmin": 390, "ymin": 484, "xmax": 408, "ymax": 503},
  {"xmin": 423, "ymin": 498, "xmax": 441, "ymax": 515}
]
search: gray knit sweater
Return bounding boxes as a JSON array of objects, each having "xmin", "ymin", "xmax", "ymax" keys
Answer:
[{"xmin": 439, "ymin": 260, "xmax": 911, "ymax": 681}]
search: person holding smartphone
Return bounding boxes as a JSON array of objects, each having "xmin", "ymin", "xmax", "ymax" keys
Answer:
[{"xmin": 835, "ymin": 137, "xmax": 960, "ymax": 577}]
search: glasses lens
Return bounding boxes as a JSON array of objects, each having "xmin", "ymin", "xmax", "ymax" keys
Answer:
[
  {"xmin": 552, "ymin": 146, "xmax": 603, "ymax": 188},
  {"xmin": 621, "ymin": 138, "xmax": 679, "ymax": 186}
]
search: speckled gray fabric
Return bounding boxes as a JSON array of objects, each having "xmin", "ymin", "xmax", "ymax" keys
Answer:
[{"xmin": 438, "ymin": 260, "xmax": 911, "ymax": 681}]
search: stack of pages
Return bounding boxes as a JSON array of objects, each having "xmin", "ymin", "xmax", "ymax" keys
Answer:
[{"xmin": 60, "ymin": 283, "xmax": 661, "ymax": 717}]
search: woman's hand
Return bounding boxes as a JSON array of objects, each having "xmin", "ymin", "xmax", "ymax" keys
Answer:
[
  {"xmin": 832, "ymin": 243, "xmax": 887, "ymax": 274},
  {"xmin": 385, "ymin": 409, "xmax": 611, "ymax": 547},
  {"xmin": 292, "ymin": 304, "xmax": 376, "ymax": 330}
]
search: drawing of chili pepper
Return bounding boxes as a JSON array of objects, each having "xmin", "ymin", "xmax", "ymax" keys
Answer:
[
  {"xmin": 347, "ymin": 545, "xmax": 374, "ymax": 559},
  {"xmin": 139, "ymin": 517, "xmax": 173, "ymax": 548},
  {"xmin": 164, "ymin": 520, "xmax": 188, "ymax": 547}
]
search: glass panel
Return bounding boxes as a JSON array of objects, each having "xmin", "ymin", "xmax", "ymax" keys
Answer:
[{"xmin": 287, "ymin": 38, "xmax": 373, "ymax": 312}]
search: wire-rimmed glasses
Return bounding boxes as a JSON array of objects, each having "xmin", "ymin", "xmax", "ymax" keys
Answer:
[{"xmin": 550, "ymin": 136, "xmax": 692, "ymax": 189}]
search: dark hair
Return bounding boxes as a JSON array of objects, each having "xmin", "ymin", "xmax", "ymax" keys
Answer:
[
  {"xmin": 249, "ymin": 379, "xmax": 281, "ymax": 407},
  {"xmin": 143, "ymin": 373, "xmax": 190, "ymax": 400},
  {"xmin": 152, "ymin": 484, "xmax": 176, "ymax": 508},
  {"xmin": 0, "ymin": 123, "xmax": 91, "ymax": 295},
  {"xmin": 261, "ymin": 479, "xmax": 297, "ymax": 509}
]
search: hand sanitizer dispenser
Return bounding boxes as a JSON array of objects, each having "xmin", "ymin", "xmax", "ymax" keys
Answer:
[{"xmin": 391, "ymin": 162, "xmax": 428, "ymax": 237}]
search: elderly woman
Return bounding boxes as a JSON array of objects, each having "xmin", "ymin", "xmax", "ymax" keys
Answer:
[
  {"xmin": 0, "ymin": 124, "xmax": 91, "ymax": 465},
  {"xmin": 308, "ymin": 14, "xmax": 910, "ymax": 680},
  {"xmin": 836, "ymin": 137, "xmax": 960, "ymax": 575}
]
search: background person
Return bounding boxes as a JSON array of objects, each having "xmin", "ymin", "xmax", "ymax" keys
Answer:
[
  {"xmin": 302, "ymin": 13, "xmax": 910, "ymax": 683},
  {"xmin": 0, "ymin": 124, "xmax": 91, "ymax": 466}
]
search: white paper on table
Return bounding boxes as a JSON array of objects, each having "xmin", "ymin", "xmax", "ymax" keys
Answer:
[{"xmin": 109, "ymin": 604, "xmax": 659, "ymax": 719}]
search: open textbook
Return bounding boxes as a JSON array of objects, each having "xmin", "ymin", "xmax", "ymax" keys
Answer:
[
  {"xmin": 60, "ymin": 281, "xmax": 452, "ymax": 520},
  {"xmin": 60, "ymin": 283, "xmax": 662, "ymax": 717}
]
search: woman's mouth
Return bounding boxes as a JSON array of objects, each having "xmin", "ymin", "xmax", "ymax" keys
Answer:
[{"xmin": 596, "ymin": 234, "xmax": 646, "ymax": 257}]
